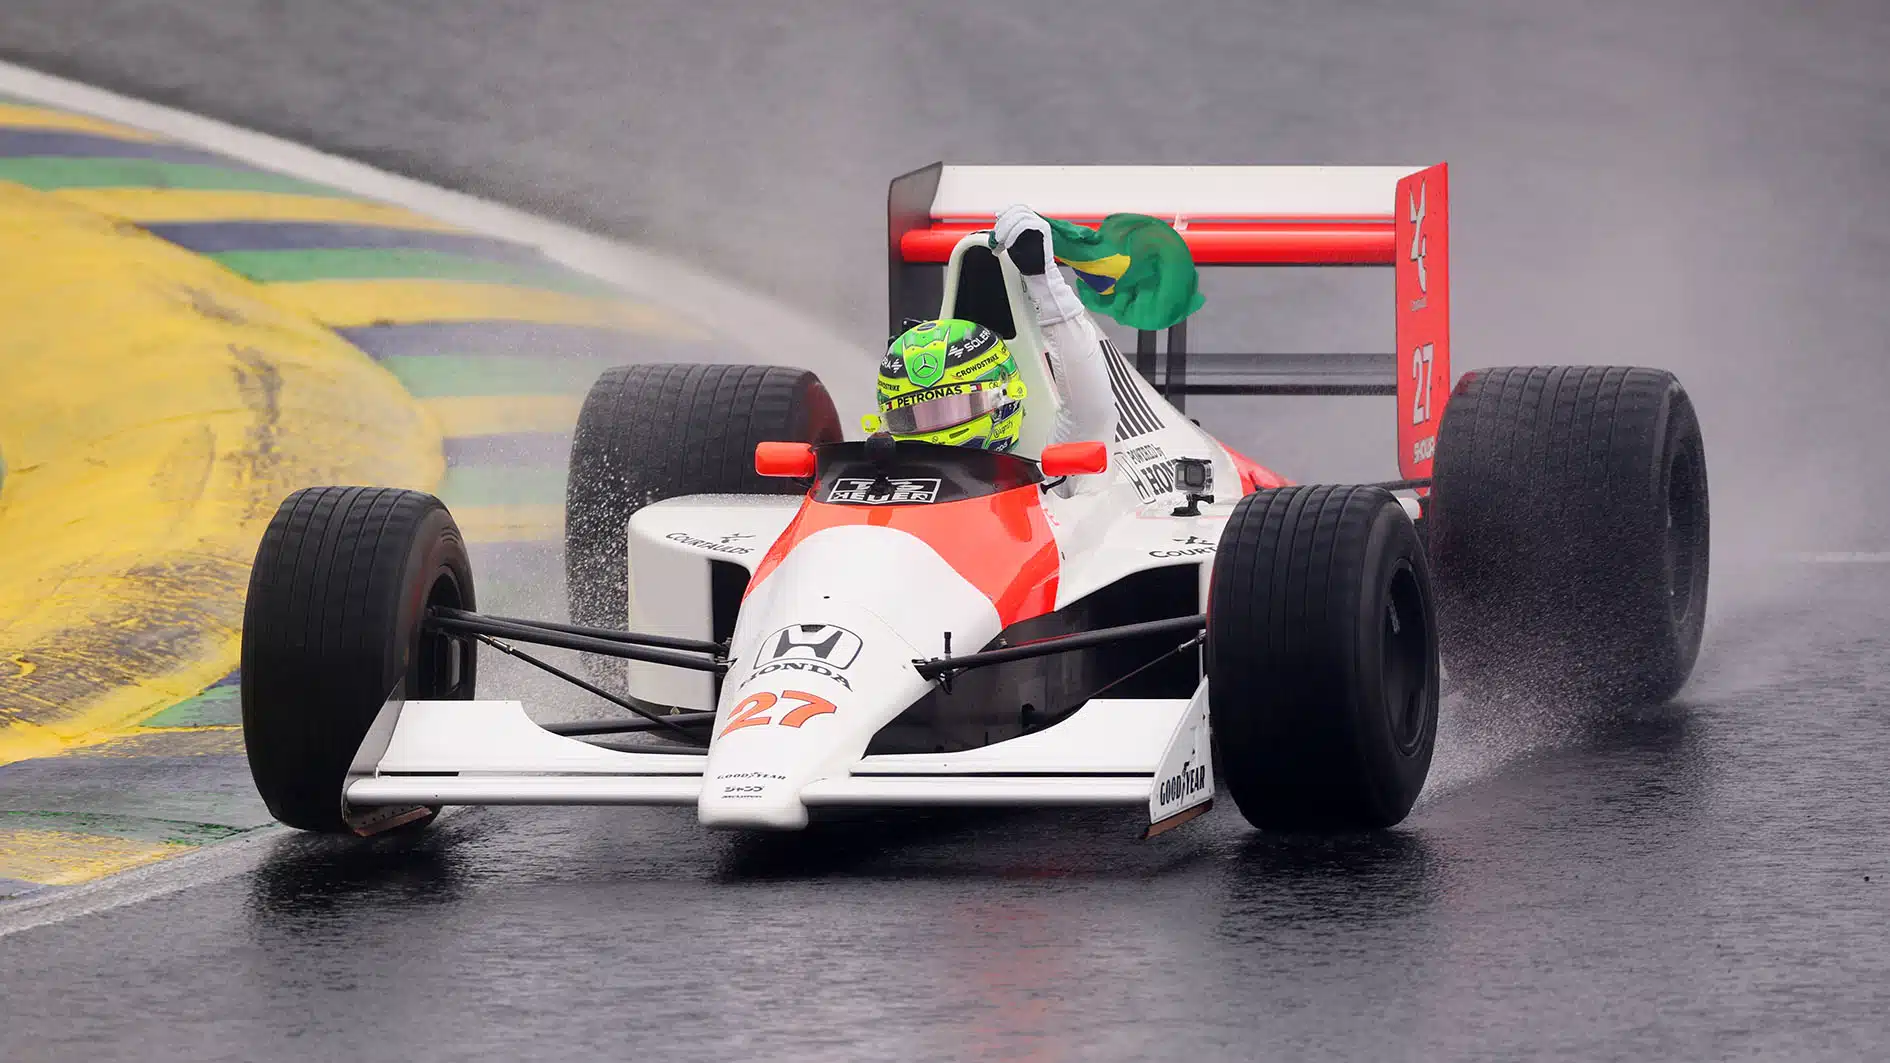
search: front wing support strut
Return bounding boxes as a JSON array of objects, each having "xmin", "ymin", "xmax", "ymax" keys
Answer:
[
  {"xmin": 427, "ymin": 608, "xmax": 728, "ymax": 673},
  {"xmin": 913, "ymin": 614, "xmax": 1206, "ymax": 680}
]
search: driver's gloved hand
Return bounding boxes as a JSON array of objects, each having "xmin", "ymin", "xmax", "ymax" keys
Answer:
[
  {"xmin": 994, "ymin": 203, "xmax": 1052, "ymax": 275},
  {"xmin": 996, "ymin": 203, "xmax": 1084, "ymax": 325}
]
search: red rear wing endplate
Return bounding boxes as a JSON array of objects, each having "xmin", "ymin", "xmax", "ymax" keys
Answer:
[
  {"xmin": 1393, "ymin": 166, "xmax": 1449, "ymax": 481},
  {"xmin": 887, "ymin": 162, "xmax": 1450, "ymax": 482}
]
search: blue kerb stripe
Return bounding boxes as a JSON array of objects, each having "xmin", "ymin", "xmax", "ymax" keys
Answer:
[
  {"xmin": 142, "ymin": 220, "xmax": 555, "ymax": 264},
  {"xmin": 0, "ymin": 129, "xmax": 247, "ymax": 167},
  {"xmin": 336, "ymin": 321, "xmax": 711, "ymax": 361}
]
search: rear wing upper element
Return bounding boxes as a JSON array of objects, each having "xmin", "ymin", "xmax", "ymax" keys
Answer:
[{"xmin": 888, "ymin": 163, "xmax": 1451, "ymax": 480}]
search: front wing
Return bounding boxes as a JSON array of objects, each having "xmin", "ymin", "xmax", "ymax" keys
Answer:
[{"xmin": 345, "ymin": 685, "xmax": 1214, "ymax": 836}]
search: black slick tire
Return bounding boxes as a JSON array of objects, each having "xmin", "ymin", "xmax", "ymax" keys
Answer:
[
  {"xmin": 240, "ymin": 487, "xmax": 477, "ymax": 834},
  {"xmin": 1207, "ymin": 485, "xmax": 1440, "ymax": 831},
  {"xmin": 564, "ymin": 363, "xmax": 842, "ymax": 649},
  {"xmin": 1429, "ymin": 366, "xmax": 1709, "ymax": 704}
]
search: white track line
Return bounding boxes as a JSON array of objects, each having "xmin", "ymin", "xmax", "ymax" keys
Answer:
[
  {"xmin": 1782, "ymin": 552, "xmax": 1890, "ymax": 564},
  {"xmin": 0, "ymin": 826, "xmax": 290, "ymax": 941},
  {"xmin": 0, "ymin": 60, "xmax": 871, "ymax": 424}
]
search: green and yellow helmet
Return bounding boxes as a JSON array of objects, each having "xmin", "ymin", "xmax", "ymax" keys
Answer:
[{"xmin": 865, "ymin": 319, "xmax": 1027, "ymax": 452}]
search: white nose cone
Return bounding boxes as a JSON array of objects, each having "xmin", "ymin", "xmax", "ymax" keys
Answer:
[{"xmin": 696, "ymin": 525, "xmax": 1002, "ymax": 830}]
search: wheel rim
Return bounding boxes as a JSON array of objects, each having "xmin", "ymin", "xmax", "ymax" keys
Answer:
[
  {"xmin": 1665, "ymin": 437, "xmax": 1707, "ymax": 626},
  {"xmin": 1382, "ymin": 561, "xmax": 1430, "ymax": 756},
  {"xmin": 416, "ymin": 569, "xmax": 472, "ymax": 699}
]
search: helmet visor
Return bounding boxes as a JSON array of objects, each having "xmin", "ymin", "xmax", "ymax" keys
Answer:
[{"xmin": 881, "ymin": 383, "xmax": 1010, "ymax": 435}]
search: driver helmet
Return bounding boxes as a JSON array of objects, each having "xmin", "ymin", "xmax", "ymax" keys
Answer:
[{"xmin": 865, "ymin": 319, "xmax": 1027, "ymax": 452}]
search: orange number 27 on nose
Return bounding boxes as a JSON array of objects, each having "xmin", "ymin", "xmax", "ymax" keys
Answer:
[
  {"xmin": 719, "ymin": 692, "xmax": 777, "ymax": 737},
  {"xmin": 777, "ymin": 690, "xmax": 837, "ymax": 728},
  {"xmin": 718, "ymin": 690, "xmax": 836, "ymax": 738}
]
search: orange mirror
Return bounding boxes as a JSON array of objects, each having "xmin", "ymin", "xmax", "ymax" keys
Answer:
[
  {"xmin": 755, "ymin": 441, "xmax": 816, "ymax": 477},
  {"xmin": 1040, "ymin": 441, "xmax": 1109, "ymax": 477}
]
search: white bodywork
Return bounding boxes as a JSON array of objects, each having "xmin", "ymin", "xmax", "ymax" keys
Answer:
[{"xmin": 344, "ymin": 226, "xmax": 1268, "ymax": 836}]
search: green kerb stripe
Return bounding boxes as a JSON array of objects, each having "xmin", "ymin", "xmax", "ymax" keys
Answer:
[
  {"xmin": 0, "ymin": 157, "xmax": 339, "ymax": 195},
  {"xmin": 379, "ymin": 355, "xmax": 618, "ymax": 397},
  {"xmin": 0, "ymin": 810, "xmax": 249, "ymax": 847},
  {"xmin": 207, "ymin": 248, "xmax": 619, "ymax": 296},
  {"xmin": 438, "ymin": 465, "xmax": 567, "ymax": 507},
  {"xmin": 139, "ymin": 685, "xmax": 239, "ymax": 728}
]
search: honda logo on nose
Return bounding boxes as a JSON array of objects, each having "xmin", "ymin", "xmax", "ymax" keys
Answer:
[{"xmin": 761, "ymin": 624, "xmax": 863, "ymax": 669}]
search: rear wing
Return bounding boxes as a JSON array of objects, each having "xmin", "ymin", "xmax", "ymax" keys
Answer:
[{"xmin": 888, "ymin": 163, "xmax": 1451, "ymax": 480}]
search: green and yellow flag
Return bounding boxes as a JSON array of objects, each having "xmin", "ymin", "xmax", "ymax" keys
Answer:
[{"xmin": 1042, "ymin": 213, "xmax": 1204, "ymax": 331}]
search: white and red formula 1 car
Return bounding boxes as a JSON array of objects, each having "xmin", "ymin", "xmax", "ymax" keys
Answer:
[{"xmin": 240, "ymin": 163, "xmax": 1709, "ymax": 839}]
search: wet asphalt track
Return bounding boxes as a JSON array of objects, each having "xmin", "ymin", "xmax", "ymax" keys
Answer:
[{"xmin": 3, "ymin": 2, "xmax": 1890, "ymax": 1059}]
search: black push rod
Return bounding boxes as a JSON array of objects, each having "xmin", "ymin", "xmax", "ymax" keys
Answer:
[
  {"xmin": 432, "ymin": 607, "xmax": 721, "ymax": 655},
  {"xmin": 428, "ymin": 610, "xmax": 726, "ymax": 673},
  {"xmin": 913, "ymin": 614, "xmax": 1207, "ymax": 679}
]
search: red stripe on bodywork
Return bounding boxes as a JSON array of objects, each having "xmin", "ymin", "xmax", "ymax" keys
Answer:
[
  {"xmin": 1222, "ymin": 445, "xmax": 1293, "ymax": 493},
  {"xmin": 745, "ymin": 486, "xmax": 1060, "ymax": 628}
]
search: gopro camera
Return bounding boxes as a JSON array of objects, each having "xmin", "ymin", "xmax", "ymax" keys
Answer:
[{"xmin": 1172, "ymin": 456, "xmax": 1214, "ymax": 516}]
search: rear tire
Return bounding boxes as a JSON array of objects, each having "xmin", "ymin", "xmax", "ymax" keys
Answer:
[
  {"xmin": 564, "ymin": 363, "xmax": 842, "ymax": 657},
  {"xmin": 1430, "ymin": 366, "xmax": 1709, "ymax": 704},
  {"xmin": 241, "ymin": 487, "xmax": 477, "ymax": 834},
  {"xmin": 1207, "ymin": 485, "xmax": 1440, "ymax": 831}
]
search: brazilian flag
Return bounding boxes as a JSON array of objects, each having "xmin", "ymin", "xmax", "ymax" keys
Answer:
[{"xmin": 1042, "ymin": 213, "xmax": 1205, "ymax": 331}]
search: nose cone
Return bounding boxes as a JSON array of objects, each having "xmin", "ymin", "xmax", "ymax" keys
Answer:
[
  {"xmin": 697, "ymin": 600, "xmax": 931, "ymax": 830},
  {"xmin": 697, "ymin": 525, "xmax": 1003, "ymax": 830}
]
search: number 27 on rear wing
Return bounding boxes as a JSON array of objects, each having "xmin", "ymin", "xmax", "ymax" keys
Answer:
[{"xmin": 888, "ymin": 163, "xmax": 1450, "ymax": 481}]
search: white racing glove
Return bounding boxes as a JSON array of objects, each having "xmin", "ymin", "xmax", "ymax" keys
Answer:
[
  {"xmin": 994, "ymin": 203, "xmax": 1086, "ymax": 325},
  {"xmin": 992, "ymin": 203, "xmax": 1118, "ymax": 449}
]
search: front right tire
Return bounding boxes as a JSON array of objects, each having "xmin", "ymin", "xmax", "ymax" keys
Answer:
[
  {"xmin": 1207, "ymin": 485, "xmax": 1440, "ymax": 832},
  {"xmin": 241, "ymin": 486, "xmax": 477, "ymax": 834}
]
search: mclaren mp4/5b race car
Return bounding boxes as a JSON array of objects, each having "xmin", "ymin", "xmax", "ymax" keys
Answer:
[{"xmin": 239, "ymin": 163, "xmax": 1710, "ymax": 841}]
